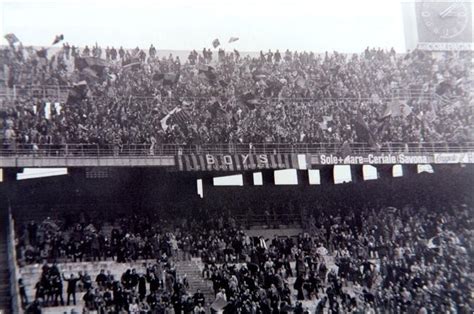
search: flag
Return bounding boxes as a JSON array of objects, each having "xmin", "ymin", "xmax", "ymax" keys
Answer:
[
  {"xmin": 228, "ymin": 37, "xmax": 239, "ymax": 43},
  {"xmin": 340, "ymin": 141, "xmax": 352, "ymax": 158},
  {"xmin": 160, "ymin": 107, "xmax": 190, "ymax": 130},
  {"xmin": 4, "ymin": 33, "xmax": 19, "ymax": 45},
  {"xmin": 212, "ymin": 38, "xmax": 220, "ymax": 48},
  {"xmin": 323, "ymin": 115, "xmax": 333, "ymax": 123},
  {"xmin": 160, "ymin": 108, "xmax": 178, "ymax": 130},
  {"xmin": 208, "ymin": 100, "xmax": 226, "ymax": 118},
  {"xmin": 82, "ymin": 67, "xmax": 99, "ymax": 80},
  {"xmin": 122, "ymin": 57, "xmax": 141, "ymax": 71},
  {"xmin": 353, "ymin": 111, "xmax": 376, "ymax": 147},
  {"xmin": 52, "ymin": 34, "xmax": 64, "ymax": 45},
  {"xmin": 400, "ymin": 103, "xmax": 413, "ymax": 118},
  {"xmin": 240, "ymin": 92, "xmax": 262, "ymax": 110},
  {"xmin": 163, "ymin": 72, "xmax": 180, "ymax": 86},
  {"xmin": 198, "ymin": 64, "xmax": 217, "ymax": 82},
  {"xmin": 36, "ymin": 48, "xmax": 48, "ymax": 59},
  {"xmin": 381, "ymin": 102, "xmax": 392, "ymax": 118},
  {"xmin": 44, "ymin": 103, "xmax": 51, "ymax": 120},
  {"xmin": 390, "ymin": 100, "xmax": 401, "ymax": 117},
  {"xmin": 66, "ymin": 81, "xmax": 88, "ymax": 105},
  {"xmin": 295, "ymin": 76, "xmax": 306, "ymax": 88}
]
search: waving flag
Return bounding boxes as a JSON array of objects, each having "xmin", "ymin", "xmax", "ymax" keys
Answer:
[
  {"xmin": 36, "ymin": 48, "xmax": 48, "ymax": 59},
  {"xmin": 353, "ymin": 111, "xmax": 376, "ymax": 148},
  {"xmin": 52, "ymin": 34, "xmax": 64, "ymax": 45},
  {"xmin": 4, "ymin": 33, "xmax": 19, "ymax": 45},
  {"xmin": 161, "ymin": 107, "xmax": 190, "ymax": 131},
  {"xmin": 212, "ymin": 38, "xmax": 220, "ymax": 48},
  {"xmin": 198, "ymin": 64, "xmax": 217, "ymax": 82},
  {"xmin": 228, "ymin": 37, "xmax": 239, "ymax": 43}
]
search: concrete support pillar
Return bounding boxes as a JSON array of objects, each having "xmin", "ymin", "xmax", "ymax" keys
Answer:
[
  {"xmin": 261, "ymin": 170, "xmax": 275, "ymax": 186},
  {"xmin": 377, "ymin": 165, "xmax": 393, "ymax": 179},
  {"xmin": 242, "ymin": 172, "xmax": 254, "ymax": 186},
  {"xmin": 403, "ymin": 164, "xmax": 418, "ymax": 177},
  {"xmin": 350, "ymin": 165, "xmax": 364, "ymax": 182},
  {"xmin": 319, "ymin": 166, "xmax": 334, "ymax": 185},
  {"xmin": 296, "ymin": 170, "xmax": 310, "ymax": 186}
]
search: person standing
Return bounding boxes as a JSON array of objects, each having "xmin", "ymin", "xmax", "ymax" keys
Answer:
[{"xmin": 63, "ymin": 273, "xmax": 79, "ymax": 305}]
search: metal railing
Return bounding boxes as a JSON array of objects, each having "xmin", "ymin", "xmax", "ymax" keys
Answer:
[
  {"xmin": 1, "ymin": 142, "xmax": 473, "ymax": 157},
  {"xmin": 233, "ymin": 213, "xmax": 302, "ymax": 227},
  {"xmin": 0, "ymin": 84, "xmax": 441, "ymax": 103}
]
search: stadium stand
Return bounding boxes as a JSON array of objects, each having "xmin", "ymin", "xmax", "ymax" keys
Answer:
[
  {"xmin": 1, "ymin": 44, "xmax": 472, "ymax": 153},
  {"xmin": 1, "ymin": 166, "xmax": 471, "ymax": 313},
  {"xmin": 0, "ymin": 36, "xmax": 472, "ymax": 313}
]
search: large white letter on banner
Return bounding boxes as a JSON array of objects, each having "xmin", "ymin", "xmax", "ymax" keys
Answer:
[
  {"xmin": 206, "ymin": 154, "xmax": 215, "ymax": 165},
  {"xmin": 258, "ymin": 154, "xmax": 268, "ymax": 164},
  {"xmin": 223, "ymin": 155, "xmax": 233, "ymax": 165}
]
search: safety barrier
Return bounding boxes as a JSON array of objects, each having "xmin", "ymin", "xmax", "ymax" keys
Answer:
[{"xmin": 1, "ymin": 142, "xmax": 474, "ymax": 157}]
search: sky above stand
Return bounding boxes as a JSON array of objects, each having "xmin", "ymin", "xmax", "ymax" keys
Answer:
[{"xmin": 1, "ymin": 0, "xmax": 406, "ymax": 52}]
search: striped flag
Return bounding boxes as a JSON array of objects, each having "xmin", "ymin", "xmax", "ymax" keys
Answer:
[{"xmin": 161, "ymin": 107, "xmax": 190, "ymax": 131}]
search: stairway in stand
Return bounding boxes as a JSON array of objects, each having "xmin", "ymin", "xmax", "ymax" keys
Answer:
[
  {"xmin": 0, "ymin": 208, "xmax": 12, "ymax": 314},
  {"xmin": 175, "ymin": 260, "xmax": 215, "ymax": 309}
]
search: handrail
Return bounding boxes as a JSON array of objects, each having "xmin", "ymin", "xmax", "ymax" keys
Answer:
[
  {"xmin": 0, "ymin": 85, "xmax": 441, "ymax": 103},
  {"xmin": 1, "ymin": 142, "xmax": 474, "ymax": 157}
]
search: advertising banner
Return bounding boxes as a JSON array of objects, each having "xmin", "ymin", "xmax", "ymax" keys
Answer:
[
  {"xmin": 176, "ymin": 153, "xmax": 310, "ymax": 171},
  {"xmin": 312, "ymin": 153, "xmax": 434, "ymax": 165},
  {"xmin": 433, "ymin": 152, "xmax": 474, "ymax": 164}
]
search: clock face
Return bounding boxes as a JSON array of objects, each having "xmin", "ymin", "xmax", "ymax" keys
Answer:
[{"xmin": 419, "ymin": 1, "xmax": 470, "ymax": 39}]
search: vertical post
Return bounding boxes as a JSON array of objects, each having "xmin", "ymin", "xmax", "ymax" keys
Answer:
[
  {"xmin": 242, "ymin": 172, "xmax": 254, "ymax": 186},
  {"xmin": 351, "ymin": 165, "xmax": 364, "ymax": 182},
  {"xmin": 261, "ymin": 170, "xmax": 275, "ymax": 186},
  {"xmin": 296, "ymin": 170, "xmax": 310, "ymax": 186},
  {"xmin": 319, "ymin": 166, "xmax": 334, "ymax": 185}
]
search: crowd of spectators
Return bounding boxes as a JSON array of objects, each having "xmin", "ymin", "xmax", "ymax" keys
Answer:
[
  {"xmin": 26, "ymin": 260, "xmax": 208, "ymax": 313},
  {"xmin": 17, "ymin": 171, "xmax": 473, "ymax": 313},
  {"xmin": 1, "ymin": 42, "xmax": 472, "ymax": 151}
]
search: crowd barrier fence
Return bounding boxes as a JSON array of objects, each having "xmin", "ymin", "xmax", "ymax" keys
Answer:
[{"xmin": 1, "ymin": 142, "xmax": 474, "ymax": 157}]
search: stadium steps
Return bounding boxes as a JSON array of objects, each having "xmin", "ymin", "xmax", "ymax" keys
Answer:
[
  {"xmin": 0, "ymin": 208, "xmax": 12, "ymax": 314},
  {"xmin": 175, "ymin": 260, "xmax": 215, "ymax": 307},
  {"xmin": 20, "ymin": 258, "xmax": 216, "ymax": 310}
]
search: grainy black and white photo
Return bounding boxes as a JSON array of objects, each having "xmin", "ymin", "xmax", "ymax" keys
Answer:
[{"xmin": 0, "ymin": 0, "xmax": 472, "ymax": 313}]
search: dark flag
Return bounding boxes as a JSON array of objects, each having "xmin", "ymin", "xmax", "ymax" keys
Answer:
[
  {"xmin": 353, "ymin": 111, "xmax": 376, "ymax": 147},
  {"xmin": 198, "ymin": 64, "xmax": 217, "ymax": 82},
  {"xmin": 66, "ymin": 81, "xmax": 88, "ymax": 105},
  {"xmin": 36, "ymin": 48, "xmax": 48, "ymax": 59},
  {"xmin": 52, "ymin": 34, "xmax": 64, "ymax": 45},
  {"xmin": 122, "ymin": 57, "xmax": 141, "ymax": 71},
  {"xmin": 4, "ymin": 33, "xmax": 19, "ymax": 45},
  {"xmin": 228, "ymin": 37, "xmax": 239, "ymax": 43},
  {"xmin": 163, "ymin": 72, "xmax": 180, "ymax": 86},
  {"xmin": 240, "ymin": 92, "xmax": 262, "ymax": 110},
  {"xmin": 212, "ymin": 38, "xmax": 220, "ymax": 48},
  {"xmin": 208, "ymin": 100, "xmax": 226, "ymax": 118},
  {"xmin": 153, "ymin": 72, "xmax": 180, "ymax": 86},
  {"xmin": 153, "ymin": 73, "xmax": 165, "ymax": 81}
]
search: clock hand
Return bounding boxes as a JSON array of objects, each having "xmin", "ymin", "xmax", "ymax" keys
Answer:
[{"xmin": 439, "ymin": 3, "xmax": 458, "ymax": 18}]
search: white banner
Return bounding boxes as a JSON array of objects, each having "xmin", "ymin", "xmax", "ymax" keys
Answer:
[{"xmin": 433, "ymin": 153, "xmax": 474, "ymax": 164}]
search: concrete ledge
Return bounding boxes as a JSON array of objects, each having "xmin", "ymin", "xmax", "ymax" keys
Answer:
[{"xmin": 0, "ymin": 156, "xmax": 176, "ymax": 168}]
